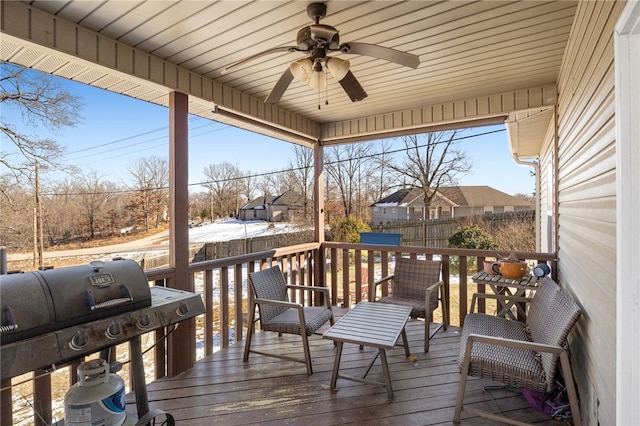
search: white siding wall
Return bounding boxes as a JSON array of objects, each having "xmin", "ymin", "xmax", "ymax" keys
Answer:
[{"xmin": 554, "ymin": 1, "xmax": 626, "ymax": 424}]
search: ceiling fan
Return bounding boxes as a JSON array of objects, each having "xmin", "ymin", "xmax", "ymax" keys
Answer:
[{"xmin": 222, "ymin": 2, "xmax": 420, "ymax": 104}]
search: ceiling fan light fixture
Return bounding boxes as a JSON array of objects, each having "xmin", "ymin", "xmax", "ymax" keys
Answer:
[
  {"xmin": 290, "ymin": 58, "xmax": 313, "ymax": 82},
  {"xmin": 308, "ymin": 69, "xmax": 327, "ymax": 91},
  {"xmin": 326, "ymin": 57, "xmax": 350, "ymax": 81}
]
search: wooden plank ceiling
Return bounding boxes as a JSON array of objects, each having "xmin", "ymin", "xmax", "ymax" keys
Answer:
[{"xmin": 1, "ymin": 1, "xmax": 577, "ymax": 153}]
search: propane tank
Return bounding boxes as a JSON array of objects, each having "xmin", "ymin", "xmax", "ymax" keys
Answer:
[{"xmin": 64, "ymin": 358, "xmax": 126, "ymax": 426}]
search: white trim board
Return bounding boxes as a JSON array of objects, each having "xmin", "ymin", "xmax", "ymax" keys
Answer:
[{"xmin": 615, "ymin": 1, "xmax": 640, "ymax": 424}]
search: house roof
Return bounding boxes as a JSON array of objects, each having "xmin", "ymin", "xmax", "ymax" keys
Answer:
[
  {"xmin": 373, "ymin": 186, "xmax": 532, "ymax": 208},
  {"xmin": 270, "ymin": 189, "xmax": 305, "ymax": 208},
  {"xmin": 240, "ymin": 195, "xmax": 275, "ymax": 211},
  {"xmin": 1, "ymin": 1, "xmax": 576, "ymax": 154},
  {"xmin": 438, "ymin": 186, "xmax": 532, "ymax": 207},
  {"xmin": 372, "ymin": 187, "xmax": 456, "ymax": 208}
]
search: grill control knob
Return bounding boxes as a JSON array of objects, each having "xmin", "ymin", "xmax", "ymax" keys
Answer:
[
  {"xmin": 176, "ymin": 303, "xmax": 189, "ymax": 316},
  {"xmin": 106, "ymin": 321, "xmax": 123, "ymax": 339},
  {"xmin": 70, "ymin": 331, "xmax": 89, "ymax": 350},
  {"xmin": 137, "ymin": 314, "xmax": 151, "ymax": 329}
]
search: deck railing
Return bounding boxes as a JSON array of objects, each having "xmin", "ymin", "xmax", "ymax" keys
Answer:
[{"xmin": 1, "ymin": 242, "xmax": 556, "ymax": 426}]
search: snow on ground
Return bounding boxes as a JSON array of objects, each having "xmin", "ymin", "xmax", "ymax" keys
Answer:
[{"xmin": 185, "ymin": 218, "xmax": 298, "ymax": 243}]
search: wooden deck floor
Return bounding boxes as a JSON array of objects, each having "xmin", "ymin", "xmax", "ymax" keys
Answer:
[{"xmin": 131, "ymin": 308, "xmax": 562, "ymax": 425}]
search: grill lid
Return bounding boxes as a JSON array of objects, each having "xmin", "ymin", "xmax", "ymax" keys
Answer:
[{"xmin": 1, "ymin": 258, "xmax": 151, "ymax": 344}]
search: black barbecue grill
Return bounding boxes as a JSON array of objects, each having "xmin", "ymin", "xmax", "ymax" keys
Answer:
[{"xmin": 0, "ymin": 258, "xmax": 205, "ymax": 423}]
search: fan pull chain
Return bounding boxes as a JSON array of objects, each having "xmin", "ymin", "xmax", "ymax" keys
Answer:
[{"xmin": 325, "ymin": 72, "xmax": 329, "ymax": 106}]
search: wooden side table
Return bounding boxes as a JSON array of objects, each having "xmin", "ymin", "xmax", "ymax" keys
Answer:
[
  {"xmin": 471, "ymin": 271, "xmax": 539, "ymax": 320},
  {"xmin": 323, "ymin": 302, "xmax": 412, "ymax": 400}
]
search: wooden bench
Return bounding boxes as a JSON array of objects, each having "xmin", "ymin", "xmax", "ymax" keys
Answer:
[{"xmin": 453, "ymin": 276, "xmax": 583, "ymax": 426}]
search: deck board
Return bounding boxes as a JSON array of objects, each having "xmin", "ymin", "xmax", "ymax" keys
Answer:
[{"xmin": 128, "ymin": 308, "xmax": 562, "ymax": 425}]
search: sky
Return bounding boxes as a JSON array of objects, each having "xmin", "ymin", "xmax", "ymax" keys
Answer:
[{"xmin": 2, "ymin": 69, "xmax": 535, "ymax": 196}]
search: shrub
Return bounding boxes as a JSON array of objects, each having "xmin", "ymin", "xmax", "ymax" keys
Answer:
[
  {"xmin": 327, "ymin": 216, "xmax": 371, "ymax": 243},
  {"xmin": 448, "ymin": 224, "xmax": 499, "ymax": 250}
]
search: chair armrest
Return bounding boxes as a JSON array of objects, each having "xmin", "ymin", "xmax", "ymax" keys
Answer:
[
  {"xmin": 466, "ymin": 333, "xmax": 565, "ymax": 355},
  {"xmin": 424, "ymin": 280, "xmax": 444, "ymax": 301},
  {"xmin": 253, "ymin": 298, "xmax": 303, "ymax": 310},
  {"xmin": 426, "ymin": 280, "xmax": 444, "ymax": 292},
  {"xmin": 286, "ymin": 284, "xmax": 330, "ymax": 296},
  {"xmin": 372, "ymin": 275, "xmax": 394, "ymax": 289},
  {"xmin": 469, "ymin": 292, "xmax": 532, "ymax": 313},
  {"xmin": 371, "ymin": 275, "xmax": 394, "ymax": 302},
  {"xmin": 284, "ymin": 285, "xmax": 332, "ymax": 310}
]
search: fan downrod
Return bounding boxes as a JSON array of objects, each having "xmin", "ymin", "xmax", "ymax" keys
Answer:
[{"xmin": 307, "ymin": 3, "xmax": 327, "ymax": 22}]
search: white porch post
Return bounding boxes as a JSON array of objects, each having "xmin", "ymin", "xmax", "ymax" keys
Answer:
[
  {"xmin": 615, "ymin": 2, "xmax": 640, "ymax": 423},
  {"xmin": 167, "ymin": 91, "xmax": 194, "ymax": 375}
]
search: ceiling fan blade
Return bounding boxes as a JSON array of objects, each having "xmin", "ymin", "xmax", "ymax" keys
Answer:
[
  {"xmin": 221, "ymin": 46, "xmax": 299, "ymax": 75},
  {"xmin": 340, "ymin": 42, "xmax": 420, "ymax": 69},
  {"xmin": 338, "ymin": 70, "xmax": 367, "ymax": 102},
  {"xmin": 265, "ymin": 68, "xmax": 294, "ymax": 104}
]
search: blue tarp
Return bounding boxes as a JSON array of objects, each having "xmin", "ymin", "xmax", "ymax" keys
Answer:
[{"xmin": 359, "ymin": 232, "xmax": 402, "ymax": 246}]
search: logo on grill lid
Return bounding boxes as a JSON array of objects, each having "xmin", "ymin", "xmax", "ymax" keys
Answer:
[{"xmin": 89, "ymin": 273, "xmax": 115, "ymax": 288}]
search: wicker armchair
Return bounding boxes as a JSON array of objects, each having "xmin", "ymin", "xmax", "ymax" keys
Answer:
[
  {"xmin": 454, "ymin": 276, "xmax": 582, "ymax": 426},
  {"xmin": 373, "ymin": 257, "xmax": 447, "ymax": 352},
  {"xmin": 243, "ymin": 265, "xmax": 334, "ymax": 375}
]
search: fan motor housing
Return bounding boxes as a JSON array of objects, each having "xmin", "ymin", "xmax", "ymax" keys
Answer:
[{"xmin": 297, "ymin": 25, "xmax": 339, "ymax": 50}]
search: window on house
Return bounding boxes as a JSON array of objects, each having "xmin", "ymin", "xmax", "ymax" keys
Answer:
[
  {"xmin": 483, "ymin": 206, "xmax": 493, "ymax": 213},
  {"xmin": 383, "ymin": 208, "xmax": 387, "ymax": 215}
]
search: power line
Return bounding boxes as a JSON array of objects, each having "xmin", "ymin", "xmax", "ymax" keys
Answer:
[{"xmin": 43, "ymin": 128, "xmax": 505, "ymax": 196}]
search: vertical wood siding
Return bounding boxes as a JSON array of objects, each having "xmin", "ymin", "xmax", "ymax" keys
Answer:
[{"xmin": 555, "ymin": 1, "xmax": 626, "ymax": 424}]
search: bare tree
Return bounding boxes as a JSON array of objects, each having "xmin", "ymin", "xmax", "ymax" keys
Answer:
[
  {"xmin": 0, "ymin": 176, "xmax": 32, "ymax": 248},
  {"xmin": 77, "ymin": 171, "xmax": 117, "ymax": 239},
  {"xmin": 325, "ymin": 142, "xmax": 372, "ymax": 218},
  {"xmin": 238, "ymin": 171, "xmax": 257, "ymax": 206},
  {"xmin": 372, "ymin": 140, "xmax": 400, "ymax": 202},
  {"xmin": 128, "ymin": 156, "xmax": 169, "ymax": 232},
  {"xmin": 1, "ymin": 64, "xmax": 82, "ymax": 265},
  {"xmin": 202, "ymin": 162, "xmax": 240, "ymax": 219},
  {"xmin": 1, "ymin": 64, "xmax": 82, "ymax": 178},
  {"xmin": 386, "ymin": 131, "xmax": 473, "ymax": 219},
  {"xmin": 287, "ymin": 145, "xmax": 314, "ymax": 219}
]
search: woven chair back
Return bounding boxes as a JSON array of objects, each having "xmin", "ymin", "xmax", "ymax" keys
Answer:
[
  {"xmin": 248, "ymin": 266, "xmax": 289, "ymax": 322},
  {"xmin": 527, "ymin": 276, "xmax": 582, "ymax": 387},
  {"xmin": 392, "ymin": 257, "xmax": 442, "ymax": 302}
]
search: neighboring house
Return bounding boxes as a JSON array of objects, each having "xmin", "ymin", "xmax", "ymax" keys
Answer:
[
  {"xmin": 268, "ymin": 189, "xmax": 306, "ymax": 222},
  {"xmin": 239, "ymin": 189, "xmax": 306, "ymax": 222},
  {"xmin": 238, "ymin": 195, "xmax": 275, "ymax": 221},
  {"xmin": 370, "ymin": 186, "xmax": 532, "ymax": 224}
]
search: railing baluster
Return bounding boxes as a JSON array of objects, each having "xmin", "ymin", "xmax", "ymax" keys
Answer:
[
  {"xmin": 367, "ymin": 250, "xmax": 375, "ymax": 302},
  {"xmin": 1, "ymin": 378, "xmax": 12, "ymax": 426},
  {"xmin": 205, "ymin": 269, "xmax": 214, "ymax": 357},
  {"xmin": 342, "ymin": 248, "xmax": 350, "ymax": 307},
  {"xmin": 441, "ymin": 254, "xmax": 451, "ymax": 325},
  {"xmin": 354, "ymin": 249, "xmax": 362, "ymax": 304},
  {"xmin": 33, "ymin": 369, "xmax": 51, "ymax": 426},
  {"xmin": 234, "ymin": 264, "xmax": 243, "ymax": 343},
  {"xmin": 458, "ymin": 256, "xmax": 468, "ymax": 326},
  {"xmin": 220, "ymin": 266, "xmax": 229, "ymax": 349},
  {"xmin": 330, "ymin": 248, "xmax": 338, "ymax": 306}
]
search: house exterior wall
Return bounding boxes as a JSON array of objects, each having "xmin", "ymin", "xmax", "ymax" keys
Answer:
[
  {"xmin": 269, "ymin": 206, "xmax": 288, "ymax": 222},
  {"xmin": 240, "ymin": 209, "xmax": 268, "ymax": 221},
  {"xmin": 551, "ymin": 1, "xmax": 625, "ymax": 424},
  {"xmin": 371, "ymin": 206, "xmax": 405, "ymax": 223}
]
